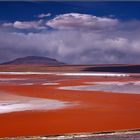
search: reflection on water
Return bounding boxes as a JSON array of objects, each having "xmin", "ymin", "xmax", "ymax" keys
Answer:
[{"xmin": 59, "ymin": 81, "xmax": 140, "ymax": 94}]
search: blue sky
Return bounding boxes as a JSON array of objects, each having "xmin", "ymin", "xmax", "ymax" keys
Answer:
[
  {"xmin": 0, "ymin": 2, "xmax": 140, "ymax": 22},
  {"xmin": 0, "ymin": 2, "xmax": 140, "ymax": 64}
]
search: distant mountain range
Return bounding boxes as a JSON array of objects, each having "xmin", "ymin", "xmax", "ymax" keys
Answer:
[{"xmin": 1, "ymin": 56, "xmax": 65, "ymax": 65}]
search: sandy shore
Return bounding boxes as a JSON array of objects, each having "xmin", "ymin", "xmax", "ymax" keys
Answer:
[{"xmin": 1, "ymin": 129, "xmax": 140, "ymax": 139}]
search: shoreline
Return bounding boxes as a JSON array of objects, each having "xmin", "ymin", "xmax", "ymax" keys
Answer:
[{"xmin": 1, "ymin": 129, "xmax": 140, "ymax": 139}]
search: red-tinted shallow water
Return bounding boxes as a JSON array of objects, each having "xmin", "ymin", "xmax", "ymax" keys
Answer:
[{"xmin": 0, "ymin": 73, "xmax": 140, "ymax": 137}]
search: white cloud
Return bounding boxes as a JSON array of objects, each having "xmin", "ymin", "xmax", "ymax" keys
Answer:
[
  {"xmin": 2, "ymin": 13, "xmax": 119, "ymax": 31},
  {"xmin": 37, "ymin": 13, "xmax": 51, "ymax": 18},
  {"xmin": 2, "ymin": 20, "xmax": 46, "ymax": 30},
  {"xmin": 14, "ymin": 21, "xmax": 37, "ymax": 29},
  {"xmin": 2, "ymin": 23, "xmax": 13, "ymax": 27},
  {"xmin": 46, "ymin": 13, "xmax": 119, "ymax": 30},
  {"xmin": 0, "ymin": 13, "xmax": 140, "ymax": 64}
]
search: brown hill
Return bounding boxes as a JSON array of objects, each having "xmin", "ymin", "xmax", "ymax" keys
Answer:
[{"xmin": 1, "ymin": 56, "xmax": 65, "ymax": 65}]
